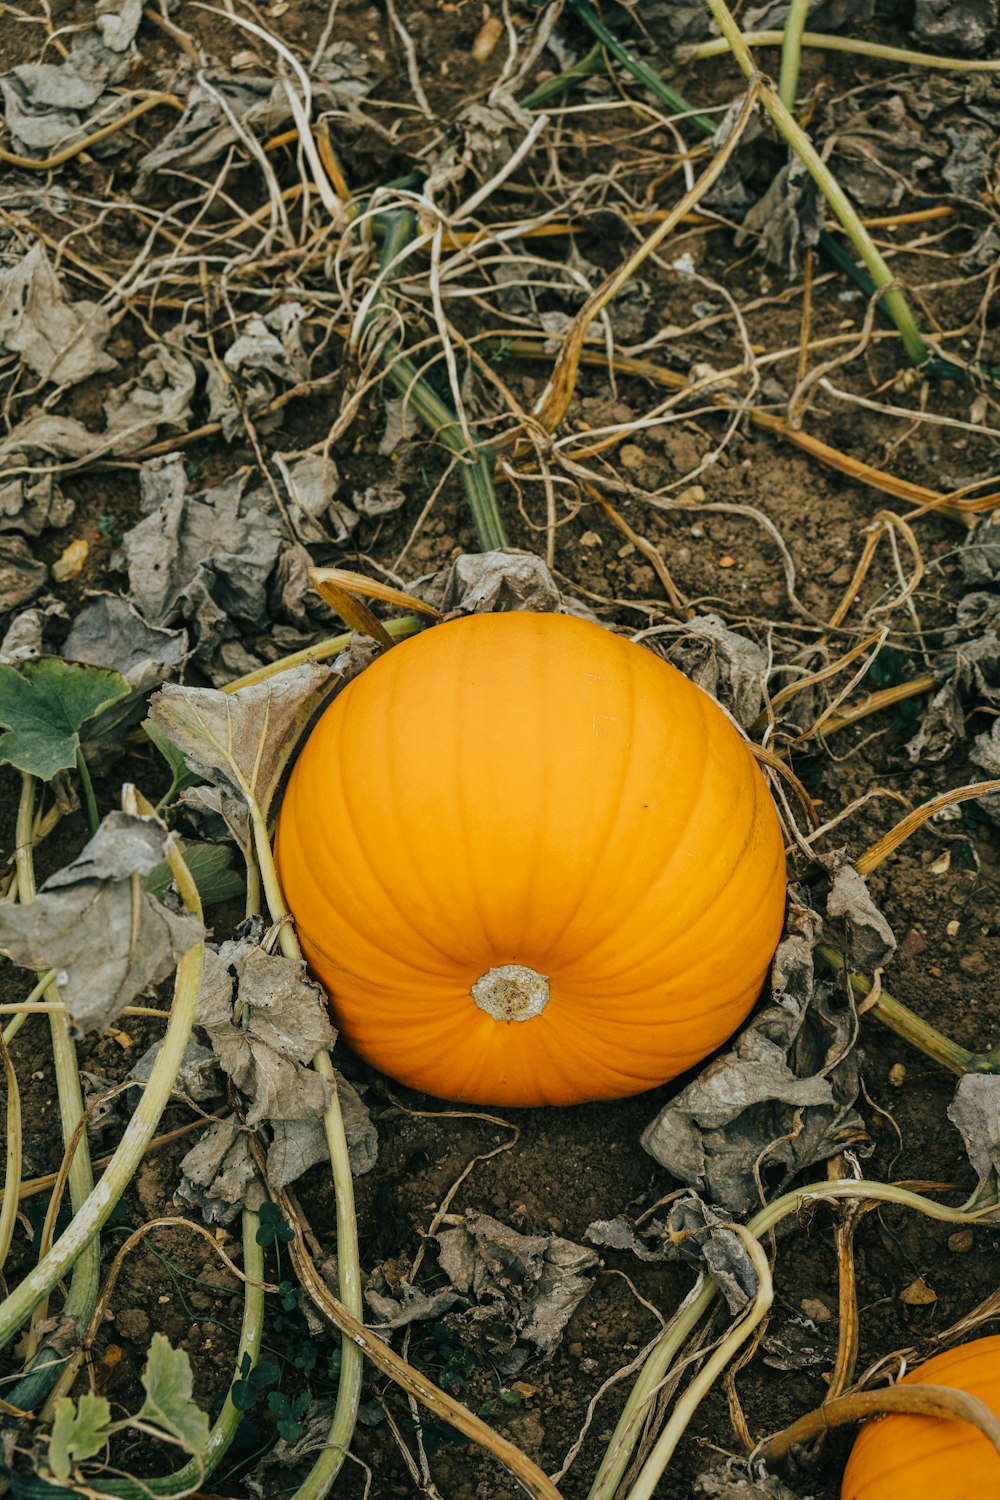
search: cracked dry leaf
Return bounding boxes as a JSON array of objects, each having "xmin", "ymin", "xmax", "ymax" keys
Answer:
[
  {"xmin": 587, "ymin": 1197, "xmax": 757, "ymax": 1315},
  {"xmin": 0, "ymin": 537, "xmax": 47, "ymax": 620},
  {"xmin": 947, "ymin": 1074, "xmax": 1000, "ymax": 1193},
  {"xmin": 0, "ymin": 244, "xmax": 116, "ymax": 388},
  {"xmin": 0, "ymin": 467, "xmax": 74, "ymax": 539},
  {"xmin": 0, "ymin": 812, "xmax": 203, "ymax": 1032},
  {"xmin": 693, "ymin": 1461, "xmax": 814, "ymax": 1500},
  {"xmin": 267, "ymin": 1076, "xmax": 376, "ymax": 1192},
  {"xmin": 641, "ymin": 900, "xmax": 869, "ymax": 1213},
  {"xmin": 824, "ymin": 859, "xmax": 897, "ymax": 970},
  {"xmin": 658, "ymin": 614, "xmax": 770, "ymax": 728},
  {"xmin": 148, "ymin": 660, "xmax": 337, "ymax": 825},
  {"xmin": 432, "ymin": 1213, "xmax": 598, "ymax": 1369},
  {"xmin": 195, "ymin": 941, "xmax": 336, "ymax": 1127},
  {"xmin": 176, "ymin": 1119, "xmax": 264, "ymax": 1225}
]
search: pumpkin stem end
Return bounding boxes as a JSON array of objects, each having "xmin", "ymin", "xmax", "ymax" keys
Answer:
[{"xmin": 472, "ymin": 964, "xmax": 549, "ymax": 1022}]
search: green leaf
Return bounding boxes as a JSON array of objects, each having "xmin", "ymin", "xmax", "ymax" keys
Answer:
[
  {"xmin": 136, "ymin": 1333, "xmax": 210, "ymax": 1455},
  {"xmin": 0, "ymin": 658, "xmax": 130, "ymax": 781},
  {"xmin": 144, "ymin": 841, "xmax": 246, "ymax": 908},
  {"xmin": 48, "ymin": 1392, "xmax": 113, "ymax": 1478},
  {"xmin": 145, "ymin": 720, "xmax": 203, "ymax": 808}
]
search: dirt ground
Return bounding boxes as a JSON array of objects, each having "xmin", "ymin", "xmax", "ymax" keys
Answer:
[{"xmin": 1, "ymin": 1, "xmax": 999, "ymax": 1497}]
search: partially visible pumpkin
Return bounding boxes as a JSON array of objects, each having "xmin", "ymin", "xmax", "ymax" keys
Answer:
[
  {"xmin": 841, "ymin": 1336, "xmax": 1000, "ymax": 1500},
  {"xmin": 276, "ymin": 610, "xmax": 786, "ymax": 1106}
]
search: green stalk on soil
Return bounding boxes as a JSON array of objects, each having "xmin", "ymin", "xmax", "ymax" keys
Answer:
[
  {"xmin": 0, "ymin": 835, "xmax": 204, "ymax": 1350},
  {"xmin": 366, "ymin": 211, "xmax": 508, "ymax": 552},
  {"xmin": 591, "ymin": 1178, "xmax": 999, "ymax": 1500},
  {"xmin": 245, "ymin": 803, "xmax": 363, "ymax": 1499},
  {"xmin": 96, "ymin": 1208, "xmax": 266, "ymax": 1498},
  {"xmin": 566, "ymin": 0, "xmax": 933, "ymax": 371},
  {"xmin": 11, "ymin": 773, "xmax": 101, "ymax": 1386},
  {"xmin": 703, "ymin": 0, "xmax": 929, "ymax": 368},
  {"xmin": 565, "ymin": 0, "xmax": 719, "ymax": 133},
  {"xmin": 817, "ymin": 943, "xmax": 1000, "ymax": 1075},
  {"xmin": 777, "ymin": 0, "xmax": 811, "ymax": 109}
]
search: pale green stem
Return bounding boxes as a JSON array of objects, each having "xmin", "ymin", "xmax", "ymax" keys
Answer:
[
  {"xmin": 2, "ymin": 969, "xmax": 58, "ymax": 1049},
  {"xmin": 14, "ymin": 774, "xmax": 101, "ymax": 1361},
  {"xmin": 248, "ymin": 802, "xmax": 363, "ymax": 1496},
  {"xmin": 0, "ymin": 839, "xmax": 204, "ymax": 1349},
  {"xmin": 683, "ymin": 29, "xmax": 1000, "ymax": 71},
  {"xmin": 74, "ymin": 747, "xmax": 99, "ymax": 835},
  {"xmin": 223, "ymin": 616, "xmax": 420, "ymax": 694},
  {"xmin": 96, "ymin": 1208, "xmax": 266, "ymax": 1497},
  {"xmin": 702, "ymin": 0, "xmax": 929, "ymax": 368},
  {"xmin": 589, "ymin": 1179, "xmax": 998, "ymax": 1500},
  {"xmin": 777, "ymin": 0, "xmax": 810, "ymax": 110},
  {"xmin": 0, "ymin": 1031, "xmax": 21, "ymax": 1275},
  {"xmin": 624, "ymin": 1228, "xmax": 773, "ymax": 1500}
]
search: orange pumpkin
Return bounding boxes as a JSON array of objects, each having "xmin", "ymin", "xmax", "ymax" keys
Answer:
[
  {"xmin": 276, "ymin": 611, "xmax": 786, "ymax": 1106},
  {"xmin": 841, "ymin": 1336, "xmax": 1000, "ymax": 1500}
]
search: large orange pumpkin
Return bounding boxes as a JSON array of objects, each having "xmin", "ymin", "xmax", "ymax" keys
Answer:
[
  {"xmin": 276, "ymin": 611, "xmax": 786, "ymax": 1106},
  {"xmin": 841, "ymin": 1336, "xmax": 1000, "ymax": 1500}
]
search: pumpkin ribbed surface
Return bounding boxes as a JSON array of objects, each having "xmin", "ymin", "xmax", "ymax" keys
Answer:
[
  {"xmin": 276, "ymin": 611, "xmax": 786, "ymax": 1106},
  {"xmin": 841, "ymin": 1337, "xmax": 1000, "ymax": 1500}
]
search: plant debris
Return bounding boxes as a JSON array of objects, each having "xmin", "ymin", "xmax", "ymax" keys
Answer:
[{"xmin": 0, "ymin": 810, "xmax": 203, "ymax": 1031}]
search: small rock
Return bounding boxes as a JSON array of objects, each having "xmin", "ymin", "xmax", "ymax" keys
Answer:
[
  {"xmin": 900, "ymin": 1277, "xmax": 936, "ymax": 1306},
  {"xmin": 888, "ymin": 1062, "xmax": 906, "ymax": 1088},
  {"xmin": 930, "ymin": 850, "xmax": 952, "ymax": 875},
  {"xmin": 678, "ymin": 485, "xmax": 706, "ymax": 505},
  {"xmin": 947, "ymin": 1230, "xmax": 974, "ymax": 1254},
  {"xmin": 619, "ymin": 444, "xmax": 646, "ymax": 471},
  {"xmin": 617, "ymin": 542, "xmax": 636, "ymax": 559},
  {"xmin": 800, "ymin": 1297, "xmax": 832, "ymax": 1323},
  {"xmin": 580, "ymin": 530, "xmax": 602, "ymax": 547},
  {"xmin": 51, "ymin": 539, "xmax": 89, "ymax": 583},
  {"xmin": 901, "ymin": 929, "xmax": 928, "ymax": 958},
  {"xmin": 718, "ymin": 555, "xmax": 736, "ymax": 569},
  {"xmin": 116, "ymin": 1308, "xmax": 150, "ymax": 1341},
  {"xmin": 471, "ymin": 15, "xmax": 502, "ymax": 61},
  {"xmin": 946, "ymin": 919, "xmax": 961, "ymax": 937}
]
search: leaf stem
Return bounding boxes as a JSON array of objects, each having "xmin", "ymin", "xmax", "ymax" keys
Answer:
[
  {"xmin": 623, "ymin": 1227, "xmax": 773, "ymax": 1500},
  {"xmin": 0, "ymin": 838, "xmax": 204, "ymax": 1350},
  {"xmin": 247, "ymin": 802, "xmax": 364, "ymax": 1496},
  {"xmin": 777, "ymin": 0, "xmax": 810, "ymax": 109},
  {"xmin": 97, "ymin": 1209, "xmax": 266, "ymax": 1497},
  {"xmin": 702, "ymin": 0, "xmax": 929, "ymax": 368},
  {"xmin": 567, "ymin": 0, "xmax": 720, "ymax": 133},
  {"xmin": 74, "ymin": 747, "xmax": 99, "ymax": 835},
  {"xmin": 13, "ymin": 774, "xmax": 100, "ymax": 1378},
  {"xmin": 817, "ymin": 943, "xmax": 999, "ymax": 1075},
  {"xmin": 369, "ymin": 211, "xmax": 508, "ymax": 552},
  {"xmin": 521, "ymin": 41, "xmax": 606, "ymax": 109},
  {"xmin": 589, "ymin": 1179, "xmax": 998, "ymax": 1500}
]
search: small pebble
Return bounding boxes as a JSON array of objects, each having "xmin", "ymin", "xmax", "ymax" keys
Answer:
[
  {"xmin": 678, "ymin": 485, "xmax": 706, "ymax": 505},
  {"xmin": 580, "ymin": 530, "xmax": 602, "ymax": 547},
  {"xmin": 900, "ymin": 928, "xmax": 928, "ymax": 958},
  {"xmin": 471, "ymin": 15, "xmax": 503, "ymax": 61},
  {"xmin": 619, "ymin": 443, "xmax": 646, "ymax": 471},
  {"xmin": 800, "ymin": 1297, "xmax": 832, "ymax": 1324},
  {"xmin": 52, "ymin": 538, "xmax": 88, "ymax": 582},
  {"xmin": 946, "ymin": 919, "xmax": 960, "ymax": 937},
  {"xmin": 617, "ymin": 542, "xmax": 636, "ymax": 559},
  {"xmin": 718, "ymin": 555, "xmax": 736, "ymax": 569},
  {"xmin": 948, "ymin": 1230, "xmax": 974, "ymax": 1254},
  {"xmin": 888, "ymin": 1062, "xmax": 906, "ymax": 1088},
  {"xmin": 900, "ymin": 1276, "xmax": 936, "ymax": 1306}
]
